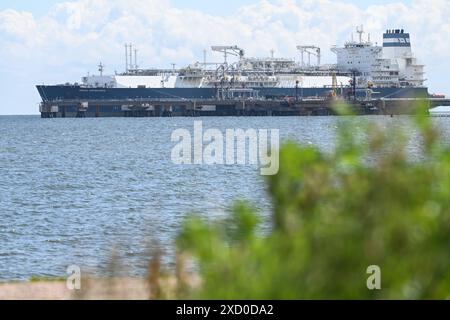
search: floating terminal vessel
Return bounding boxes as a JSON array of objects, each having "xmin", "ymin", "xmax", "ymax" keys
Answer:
[{"xmin": 37, "ymin": 26, "xmax": 437, "ymax": 117}]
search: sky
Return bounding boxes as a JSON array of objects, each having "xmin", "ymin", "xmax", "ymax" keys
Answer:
[{"xmin": 0, "ymin": 0, "xmax": 447, "ymax": 115}]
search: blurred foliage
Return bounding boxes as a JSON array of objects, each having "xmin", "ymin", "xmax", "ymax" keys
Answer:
[{"xmin": 176, "ymin": 103, "xmax": 450, "ymax": 299}]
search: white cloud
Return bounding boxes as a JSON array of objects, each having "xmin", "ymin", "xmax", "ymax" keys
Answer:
[{"xmin": 0, "ymin": 0, "xmax": 449, "ymax": 114}]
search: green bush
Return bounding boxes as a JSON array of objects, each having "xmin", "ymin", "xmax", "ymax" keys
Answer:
[{"xmin": 176, "ymin": 106, "xmax": 450, "ymax": 299}]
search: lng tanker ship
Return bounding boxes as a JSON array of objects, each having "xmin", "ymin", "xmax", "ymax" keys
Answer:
[{"xmin": 37, "ymin": 27, "xmax": 428, "ymax": 117}]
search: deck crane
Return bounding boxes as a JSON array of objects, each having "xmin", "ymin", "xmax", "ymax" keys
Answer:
[
  {"xmin": 211, "ymin": 46, "xmax": 245, "ymax": 66},
  {"xmin": 331, "ymin": 71, "xmax": 338, "ymax": 98},
  {"xmin": 296, "ymin": 46, "xmax": 321, "ymax": 67}
]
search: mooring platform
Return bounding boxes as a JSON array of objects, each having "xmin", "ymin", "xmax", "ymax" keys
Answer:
[{"xmin": 39, "ymin": 97, "xmax": 450, "ymax": 118}]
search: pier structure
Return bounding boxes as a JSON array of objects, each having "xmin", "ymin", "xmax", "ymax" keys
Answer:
[{"xmin": 39, "ymin": 97, "xmax": 450, "ymax": 118}]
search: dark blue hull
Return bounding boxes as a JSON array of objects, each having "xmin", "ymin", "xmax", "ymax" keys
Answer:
[
  {"xmin": 36, "ymin": 85, "xmax": 429, "ymax": 102},
  {"xmin": 37, "ymin": 85, "xmax": 430, "ymax": 117}
]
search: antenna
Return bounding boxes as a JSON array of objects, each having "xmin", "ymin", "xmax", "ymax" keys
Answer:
[
  {"xmin": 134, "ymin": 48, "xmax": 138, "ymax": 70},
  {"xmin": 270, "ymin": 49, "xmax": 274, "ymax": 58}
]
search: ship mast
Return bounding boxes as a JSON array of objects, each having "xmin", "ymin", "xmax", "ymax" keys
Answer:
[
  {"xmin": 124, "ymin": 44, "xmax": 128, "ymax": 73},
  {"xmin": 356, "ymin": 25, "xmax": 364, "ymax": 43},
  {"xmin": 98, "ymin": 62, "xmax": 104, "ymax": 76},
  {"xmin": 134, "ymin": 48, "xmax": 138, "ymax": 70},
  {"xmin": 129, "ymin": 43, "xmax": 133, "ymax": 71}
]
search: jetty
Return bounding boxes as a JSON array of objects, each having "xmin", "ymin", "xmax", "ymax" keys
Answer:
[{"xmin": 39, "ymin": 97, "xmax": 450, "ymax": 118}]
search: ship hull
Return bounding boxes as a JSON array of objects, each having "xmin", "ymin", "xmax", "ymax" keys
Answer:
[
  {"xmin": 37, "ymin": 85, "xmax": 429, "ymax": 102},
  {"xmin": 36, "ymin": 85, "xmax": 430, "ymax": 117}
]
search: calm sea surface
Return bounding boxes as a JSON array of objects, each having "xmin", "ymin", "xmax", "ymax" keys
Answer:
[{"xmin": 1, "ymin": 115, "xmax": 449, "ymax": 280}]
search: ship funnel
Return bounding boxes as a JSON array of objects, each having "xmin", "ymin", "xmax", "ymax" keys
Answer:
[
  {"xmin": 382, "ymin": 28, "xmax": 412, "ymax": 60},
  {"xmin": 382, "ymin": 29, "xmax": 411, "ymax": 48}
]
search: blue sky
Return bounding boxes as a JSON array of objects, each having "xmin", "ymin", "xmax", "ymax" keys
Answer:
[{"xmin": 0, "ymin": 0, "xmax": 446, "ymax": 115}]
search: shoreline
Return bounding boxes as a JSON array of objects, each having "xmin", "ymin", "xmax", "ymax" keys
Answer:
[{"xmin": 0, "ymin": 278, "xmax": 151, "ymax": 300}]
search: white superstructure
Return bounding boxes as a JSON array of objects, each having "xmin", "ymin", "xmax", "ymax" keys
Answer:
[
  {"xmin": 332, "ymin": 26, "xmax": 425, "ymax": 88},
  {"xmin": 80, "ymin": 26, "xmax": 424, "ymax": 90}
]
